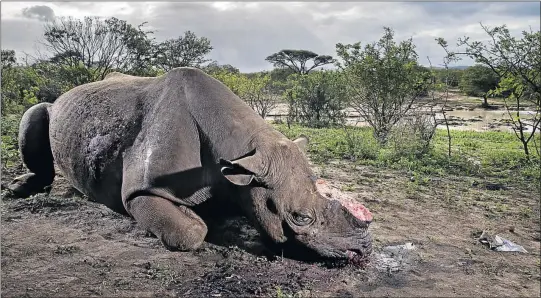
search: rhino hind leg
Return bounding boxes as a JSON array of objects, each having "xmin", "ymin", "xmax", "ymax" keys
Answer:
[
  {"xmin": 7, "ymin": 103, "xmax": 55, "ymax": 197},
  {"xmin": 127, "ymin": 196, "xmax": 208, "ymax": 251}
]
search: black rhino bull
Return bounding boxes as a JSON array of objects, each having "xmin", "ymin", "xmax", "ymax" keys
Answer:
[{"xmin": 6, "ymin": 67, "xmax": 372, "ymax": 263}]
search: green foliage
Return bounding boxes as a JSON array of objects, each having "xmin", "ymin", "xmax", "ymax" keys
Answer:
[
  {"xmin": 274, "ymin": 124, "xmax": 540, "ymax": 185},
  {"xmin": 210, "ymin": 70, "xmax": 280, "ymax": 118},
  {"xmin": 1, "ymin": 62, "xmax": 44, "ymax": 115},
  {"xmin": 202, "ymin": 61, "xmax": 240, "ymax": 75},
  {"xmin": 43, "ymin": 17, "xmax": 213, "ymax": 79},
  {"xmin": 284, "ymin": 70, "xmax": 347, "ymax": 128},
  {"xmin": 241, "ymin": 72, "xmax": 280, "ymax": 118},
  {"xmin": 431, "ymin": 68, "xmax": 463, "ymax": 87},
  {"xmin": 1, "ymin": 55, "xmax": 97, "ymax": 115},
  {"xmin": 1, "ymin": 114, "xmax": 22, "ymax": 170},
  {"xmin": 155, "ymin": 31, "xmax": 213, "ymax": 71},
  {"xmin": 276, "ymin": 124, "xmax": 378, "ymax": 163},
  {"xmin": 448, "ymin": 24, "xmax": 541, "ymax": 157},
  {"xmin": 1, "ymin": 50, "xmax": 16, "ymax": 68},
  {"xmin": 459, "ymin": 64, "xmax": 499, "ymax": 104},
  {"xmin": 336, "ymin": 27, "xmax": 429, "ymax": 144},
  {"xmin": 265, "ymin": 49, "xmax": 334, "ymax": 75},
  {"xmin": 211, "ymin": 70, "xmax": 247, "ymax": 95},
  {"xmin": 388, "ymin": 114, "xmax": 437, "ymax": 159},
  {"xmin": 412, "ymin": 65, "xmax": 434, "ymax": 97}
]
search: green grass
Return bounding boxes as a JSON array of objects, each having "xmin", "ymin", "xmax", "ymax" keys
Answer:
[
  {"xmin": 274, "ymin": 124, "xmax": 540, "ymax": 185},
  {"xmin": 1, "ymin": 112, "xmax": 538, "ymax": 187},
  {"xmin": 1, "ymin": 114, "xmax": 22, "ymax": 170}
]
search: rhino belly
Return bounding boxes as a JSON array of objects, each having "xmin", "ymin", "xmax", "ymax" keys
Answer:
[
  {"xmin": 49, "ymin": 113, "xmax": 137, "ymax": 214},
  {"xmin": 51, "ymin": 128, "xmax": 126, "ymax": 212}
]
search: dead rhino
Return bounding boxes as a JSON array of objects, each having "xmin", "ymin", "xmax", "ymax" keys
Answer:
[{"xmin": 7, "ymin": 67, "xmax": 372, "ymax": 263}]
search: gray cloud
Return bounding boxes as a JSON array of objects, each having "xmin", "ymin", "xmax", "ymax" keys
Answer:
[
  {"xmin": 22, "ymin": 5, "xmax": 55, "ymax": 21},
  {"xmin": 1, "ymin": 2, "xmax": 539, "ymax": 72},
  {"xmin": 1, "ymin": 18, "xmax": 45, "ymax": 60},
  {"xmin": 146, "ymin": 3, "xmax": 328, "ymax": 72}
]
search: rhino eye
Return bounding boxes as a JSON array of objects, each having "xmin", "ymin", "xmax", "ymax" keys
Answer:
[{"xmin": 292, "ymin": 212, "xmax": 313, "ymax": 226}]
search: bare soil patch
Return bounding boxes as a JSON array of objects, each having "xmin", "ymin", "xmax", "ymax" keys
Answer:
[{"xmin": 2, "ymin": 161, "xmax": 539, "ymax": 297}]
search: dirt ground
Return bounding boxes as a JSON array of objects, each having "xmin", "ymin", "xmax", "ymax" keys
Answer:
[{"xmin": 1, "ymin": 160, "xmax": 540, "ymax": 297}]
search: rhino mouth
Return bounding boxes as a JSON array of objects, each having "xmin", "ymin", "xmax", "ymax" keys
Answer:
[{"xmin": 345, "ymin": 248, "xmax": 371, "ymax": 267}]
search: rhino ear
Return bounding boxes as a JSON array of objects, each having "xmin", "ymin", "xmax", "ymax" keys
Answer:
[
  {"xmin": 293, "ymin": 134, "xmax": 309, "ymax": 153},
  {"xmin": 220, "ymin": 164, "xmax": 255, "ymax": 186},
  {"xmin": 219, "ymin": 150, "xmax": 264, "ymax": 186}
]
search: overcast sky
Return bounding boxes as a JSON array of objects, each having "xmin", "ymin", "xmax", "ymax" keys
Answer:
[{"xmin": 1, "ymin": 1, "xmax": 539, "ymax": 73}]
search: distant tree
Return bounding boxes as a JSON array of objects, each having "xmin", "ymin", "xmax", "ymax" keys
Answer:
[
  {"xmin": 211, "ymin": 70, "xmax": 246, "ymax": 96},
  {"xmin": 122, "ymin": 22, "xmax": 160, "ymax": 76},
  {"xmin": 269, "ymin": 67, "xmax": 296, "ymax": 81},
  {"xmin": 211, "ymin": 71, "xmax": 279, "ymax": 118},
  {"xmin": 32, "ymin": 61, "xmax": 94, "ymax": 101},
  {"xmin": 413, "ymin": 65, "xmax": 433, "ymax": 97},
  {"xmin": 42, "ymin": 16, "xmax": 156, "ymax": 80},
  {"xmin": 265, "ymin": 49, "xmax": 334, "ymax": 75},
  {"xmin": 432, "ymin": 68, "xmax": 463, "ymax": 87},
  {"xmin": 459, "ymin": 64, "xmax": 499, "ymax": 107},
  {"xmin": 241, "ymin": 72, "xmax": 280, "ymax": 119},
  {"xmin": 0, "ymin": 51, "xmax": 41, "ymax": 115},
  {"xmin": 1, "ymin": 50, "xmax": 16, "ymax": 68},
  {"xmin": 285, "ymin": 70, "xmax": 347, "ymax": 128},
  {"xmin": 337, "ymin": 27, "xmax": 429, "ymax": 144},
  {"xmin": 202, "ymin": 61, "xmax": 239, "ymax": 75},
  {"xmin": 155, "ymin": 31, "xmax": 213, "ymax": 71}
]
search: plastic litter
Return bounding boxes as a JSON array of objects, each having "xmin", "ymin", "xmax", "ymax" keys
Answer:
[{"xmin": 478, "ymin": 230, "xmax": 528, "ymax": 253}]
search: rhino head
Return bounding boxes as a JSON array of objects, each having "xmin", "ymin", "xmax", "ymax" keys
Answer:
[{"xmin": 220, "ymin": 135, "xmax": 372, "ymax": 264}]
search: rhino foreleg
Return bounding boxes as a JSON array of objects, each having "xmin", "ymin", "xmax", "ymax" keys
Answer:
[{"xmin": 126, "ymin": 196, "xmax": 208, "ymax": 251}]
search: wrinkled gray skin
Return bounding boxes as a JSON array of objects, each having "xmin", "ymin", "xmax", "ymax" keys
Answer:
[{"xmin": 7, "ymin": 67, "xmax": 372, "ymax": 262}]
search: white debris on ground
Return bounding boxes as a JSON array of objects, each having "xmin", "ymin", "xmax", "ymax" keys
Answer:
[{"xmin": 373, "ymin": 243, "xmax": 417, "ymax": 273}]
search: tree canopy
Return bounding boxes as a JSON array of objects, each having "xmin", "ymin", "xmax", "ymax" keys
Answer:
[
  {"xmin": 265, "ymin": 49, "xmax": 334, "ymax": 75},
  {"xmin": 459, "ymin": 64, "xmax": 500, "ymax": 106},
  {"xmin": 337, "ymin": 27, "xmax": 429, "ymax": 144},
  {"xmin": 155, "ymin": 31, "xmax": 213, "ymax": 71}
]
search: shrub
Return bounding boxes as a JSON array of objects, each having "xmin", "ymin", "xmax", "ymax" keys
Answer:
[{"xmin": 388, "ymin": 112, "xmax": 438, "ymax": 159}]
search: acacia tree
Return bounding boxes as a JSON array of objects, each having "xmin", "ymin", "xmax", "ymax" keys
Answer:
[
  {"xmin": 459, "ymin": 64, "xmax": 500, "ymax": 107},
  {"xmin": 336, "ymin": 27, "xmax": 429, "ymax": 144},
  {"xmin": 265, "ymin": 49, "xmax": 334, "ymax": 75},
  {"xmin": 155, "ymin": 31, "xmax": 213, "ymax": 71},
  {"xmin": 442, "ymin": 23, "xmax": 540, "ymax": 157}
]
